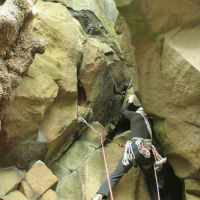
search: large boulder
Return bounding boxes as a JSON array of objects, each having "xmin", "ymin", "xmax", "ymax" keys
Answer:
[
  {"xmin": 0, "ymin": 167, "xmax": 22, "ymax": 198},
  {"xmin": 23, "ymin": 160, "xmax": 57, "ymax": 199},
  {"xmin": 79, "ymin": 38, "xmax": 128, "ymax": 124},
  {"xmin": 0, "ymin": 0, "xmax": 86, "ymax": 168},
  {"xmin": 150, "ymin": 27, "xmax": 200, "ymax": 178},
  {"xmin": 65, "ymin": 0, "xmax": 119, "ymax": 47},
  {"xmin": 0, "ymin": 0, "xmax": 45, "ymax": 108},
  {"xmin": 115, "ymin": 0, "xmax": 200, "ymax": 37},
  {"xmin": 114, "ymin": 0, "xmax": 200, "ymax": 197},
  {"xmin": 39, "ymin": 189, "xmax": 58, "ymax": 200},
  {"xmin": 2, "ymin": 191, "xmax": 27, "ymax": 200}
]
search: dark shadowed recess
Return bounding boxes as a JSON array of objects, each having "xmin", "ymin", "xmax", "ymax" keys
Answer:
[{"xmin": 0, "ymin": 0, "xmax": 5, "ymax": 6}]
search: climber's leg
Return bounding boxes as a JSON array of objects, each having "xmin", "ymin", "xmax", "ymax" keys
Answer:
[
  {"xmin": 141, "ymin": 165, "xmax": 159, "ymax": 200},
  {"xmin": 97, "ymin": 158, "xmax": 133, "ymax": 198}
]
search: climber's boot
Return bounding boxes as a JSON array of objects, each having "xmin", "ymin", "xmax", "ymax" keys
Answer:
[{"xmin": 92, "ymin": 194, "xmax": 104, "ymax": 200}]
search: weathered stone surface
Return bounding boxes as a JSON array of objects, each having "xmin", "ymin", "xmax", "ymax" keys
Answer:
[
  {"xmin": 56, "ymin": 170, "xmax": 82, "ymax": 200},
  {"xmin": 0, "ymin": 167, "xmax": 22, "ymax": 197},
  {"xmin": 185, "ymin": 179, "xmax": 200, "ymax": 197},
  {"xmin": 80, "ymin": 122, "xmax": 108, "ymax": 148},
  {"xmin": 186, "ymin": 193, "xmax": 200, "ymax": 200},
  {"xmin": 52, "ymin": 129, "xmax": 149, "ymax": 200},
  {"xmin": 2, "ymin": 133, "xmax": 48, "ymax": 169},
  {"xmin": 2, "ymin": 0, "xmax": 200, "ymax": 199},
  {"xmin": 115, "ymin": 0, "xmax": 200, "ymax": 36},
  {"xmin": 32, "ymin": 0, "xmax": 86, "ymax": 164},
  {"xmin": 114, "ymin": 15, "xmax": 137, "ymax": 80},
  {"xmin": 2, "ymin": 191, "xmax": 27, "ymax": 200},
  {"xmin": 115, "ymin": 0, "xmax": 200, "ymax": 197},
  {"xmin": 52, "ymin": 140, "xmax": 95, "ymax": 173},
  {"xmin": 79, "ymin": 147, "xmax": 141, "ymax": 200},
  {"xmin": 65, "ymin": 0, "xmax": 119, "ymax": 42},
  {"xmin": 51, "ymin": 123, "xmax": 104, "ymax": 177},
  {"xmin": 0, "ymin": 0, "xmax": 45, "ymax": 107},
  {"xmin": 78, "ymin": 106, "xmax": 93, "ymax": 121},
  {"xmin": 79, "ymin": 38, "xmax": 128, "ymax": 124},
  {"xmin": 151, "ymin": 27, "xmax": 200, "ymax": 178},
  {"xmin": 0, "ymin": 0, "xmax": 86, "ymax": 167},
  {"xmin": 116, "ymin": 23, "xmax": 200, "ymax": 180},
  {"xmin": 39, "ymin": 189, "xmax": 58, "ymax": 200},
  {"xmin": 25, "ymin": 160, "xmax": 57, "ymax": 198},
  {"xmin": 20, "ymin": 180, "xmax": 35, "ymax": 200},
  {"xmin": 3, "ymin": 67, "xmax": 58, "ymax": 138}
]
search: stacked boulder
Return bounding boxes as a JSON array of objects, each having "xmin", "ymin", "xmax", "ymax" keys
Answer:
[{"xmin": 0, "ymin": 161, "xmax": 58, "ymax": 200}]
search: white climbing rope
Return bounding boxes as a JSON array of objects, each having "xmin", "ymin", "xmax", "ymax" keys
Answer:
[{"xmin": 154, "ymin": 163, "xmax": 161, "ymax": 200}]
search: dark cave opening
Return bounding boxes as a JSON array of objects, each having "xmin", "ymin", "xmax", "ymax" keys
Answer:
[
  {"xmin": 77, "ymin": 83, "xmax": 86, "ymax": 106},
  {"xmin": 161, "ymin": 162, "xmax": 184, "ymax": 200},
  {"xmin": 0, "ymin": 0, "xmax": 5, "ymax": 6}
]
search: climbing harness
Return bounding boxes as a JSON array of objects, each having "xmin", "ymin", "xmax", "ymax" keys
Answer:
[
  {"xmin": 136, "ymin": 107, "xmax": 167, "ymax": 170},
  {"xmin": 78, "ymin": 116, "xmax": 115, "ymax": 200},
  {"xmin": 136, "ymin": 139, "xmax": 151, "ymax": 158},
  {"xmin": 122, "ymin": 138, "xmax": 151, "ymax": 166}
]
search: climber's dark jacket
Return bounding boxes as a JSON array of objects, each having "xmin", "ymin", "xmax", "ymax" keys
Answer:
[
  {"xmin": 121, "ymin": 102, "xmax": 151, "ymax": 139},
  {"xmin": 96, "ymin": 102, "xmax": 159, "ymax": 200}
]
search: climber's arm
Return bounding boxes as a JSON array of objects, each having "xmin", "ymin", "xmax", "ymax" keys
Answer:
[{"xmin": 121, "ymin": 95, "xmax": 134, "ymax": 120}]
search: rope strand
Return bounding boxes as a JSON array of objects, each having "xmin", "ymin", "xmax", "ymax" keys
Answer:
[
  {"xmin": 78, "ymin": 117, "xmax": 115, "ymax": 199},
  {"xmin": 100, "ymin": 135, "xmax": 114, "ymax": 200},
  {"xmin": 78, "ymin": 117, "xmax": 125, "ymax": 148}
]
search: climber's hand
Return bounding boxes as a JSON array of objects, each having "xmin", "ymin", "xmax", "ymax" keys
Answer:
[
  {"xmin": 128, "ymin": 95, "xmax": 134, "ymax": 103},
  {"xmin": 92, "ymin": 194, "xmax": 104, "ymax": 200}
]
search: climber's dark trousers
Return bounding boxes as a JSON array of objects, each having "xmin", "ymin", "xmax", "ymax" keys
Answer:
[{"xmin": 97, "ymin": 144, "xmax": 159, "ymax": 200}]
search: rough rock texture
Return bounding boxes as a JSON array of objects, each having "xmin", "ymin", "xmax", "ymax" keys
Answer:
[
  {"xmin": 185, "ymin": 179, "xmax": 200, "ymax": 197},
  {"xmin": 0, "ymin": 0, "xmax": 130, "ymax": 169},
  {"xmin": 0, "ymin": 167, "xmax": 22, "ymax": 198},
  {"xmin": 114, "ymin": 0, "xmax": 200, "ymax": 199},
  {"xmin": 39, "ymin": 189, "xmax": 58, "ymax": 200},
  {"xmin": 0, "ymin": 0, "xmax": 85, "ymax": 168},
  {"xmin": 51, "ymin": 127, "xmax": 150, "ymax": 200},
  {"xmin": 2, "ymin": 191, "xmax": 27, "ymax": 200},
  {"xmin": 24, "ymin": 160, "xmax": 57, "ymax": 199},
  {"xmin": 186, "ymin": 194, "xmax": 200, "ymax": 200},
  {"xmin": 0, "ymin": 161, "xmax": 57, "ymax": 200},
  {"xmin": 0, "ymin": 0, "xmax": 199, "ymax": 199},
  {"xmin": 0, "ymin": 0, "xmax": 45, "ymax": 106}
]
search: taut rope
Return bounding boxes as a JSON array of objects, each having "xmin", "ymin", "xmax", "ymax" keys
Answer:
[{"xmin": 78, "ymin": 116, "xmax": 115, "ymax": 200}]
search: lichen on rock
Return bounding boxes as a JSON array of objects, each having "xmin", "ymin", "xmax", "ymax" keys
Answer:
[{"xmin": 0, "ymin": 0, "xmax": 45, "ymax": 108}]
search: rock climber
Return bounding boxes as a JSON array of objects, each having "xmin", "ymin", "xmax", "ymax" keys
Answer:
[{"xmin": 92, "ymin": 95, "xmax": 166, "ymax": 200}]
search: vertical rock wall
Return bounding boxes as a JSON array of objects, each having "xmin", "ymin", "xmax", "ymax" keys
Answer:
[
  {"xmin": 1, "ymin": 0, "xmax": 200, "ymax": 199},
  {"xmin": 115, "ymin": 0, "xmax": 200, "ymax": 199}
]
